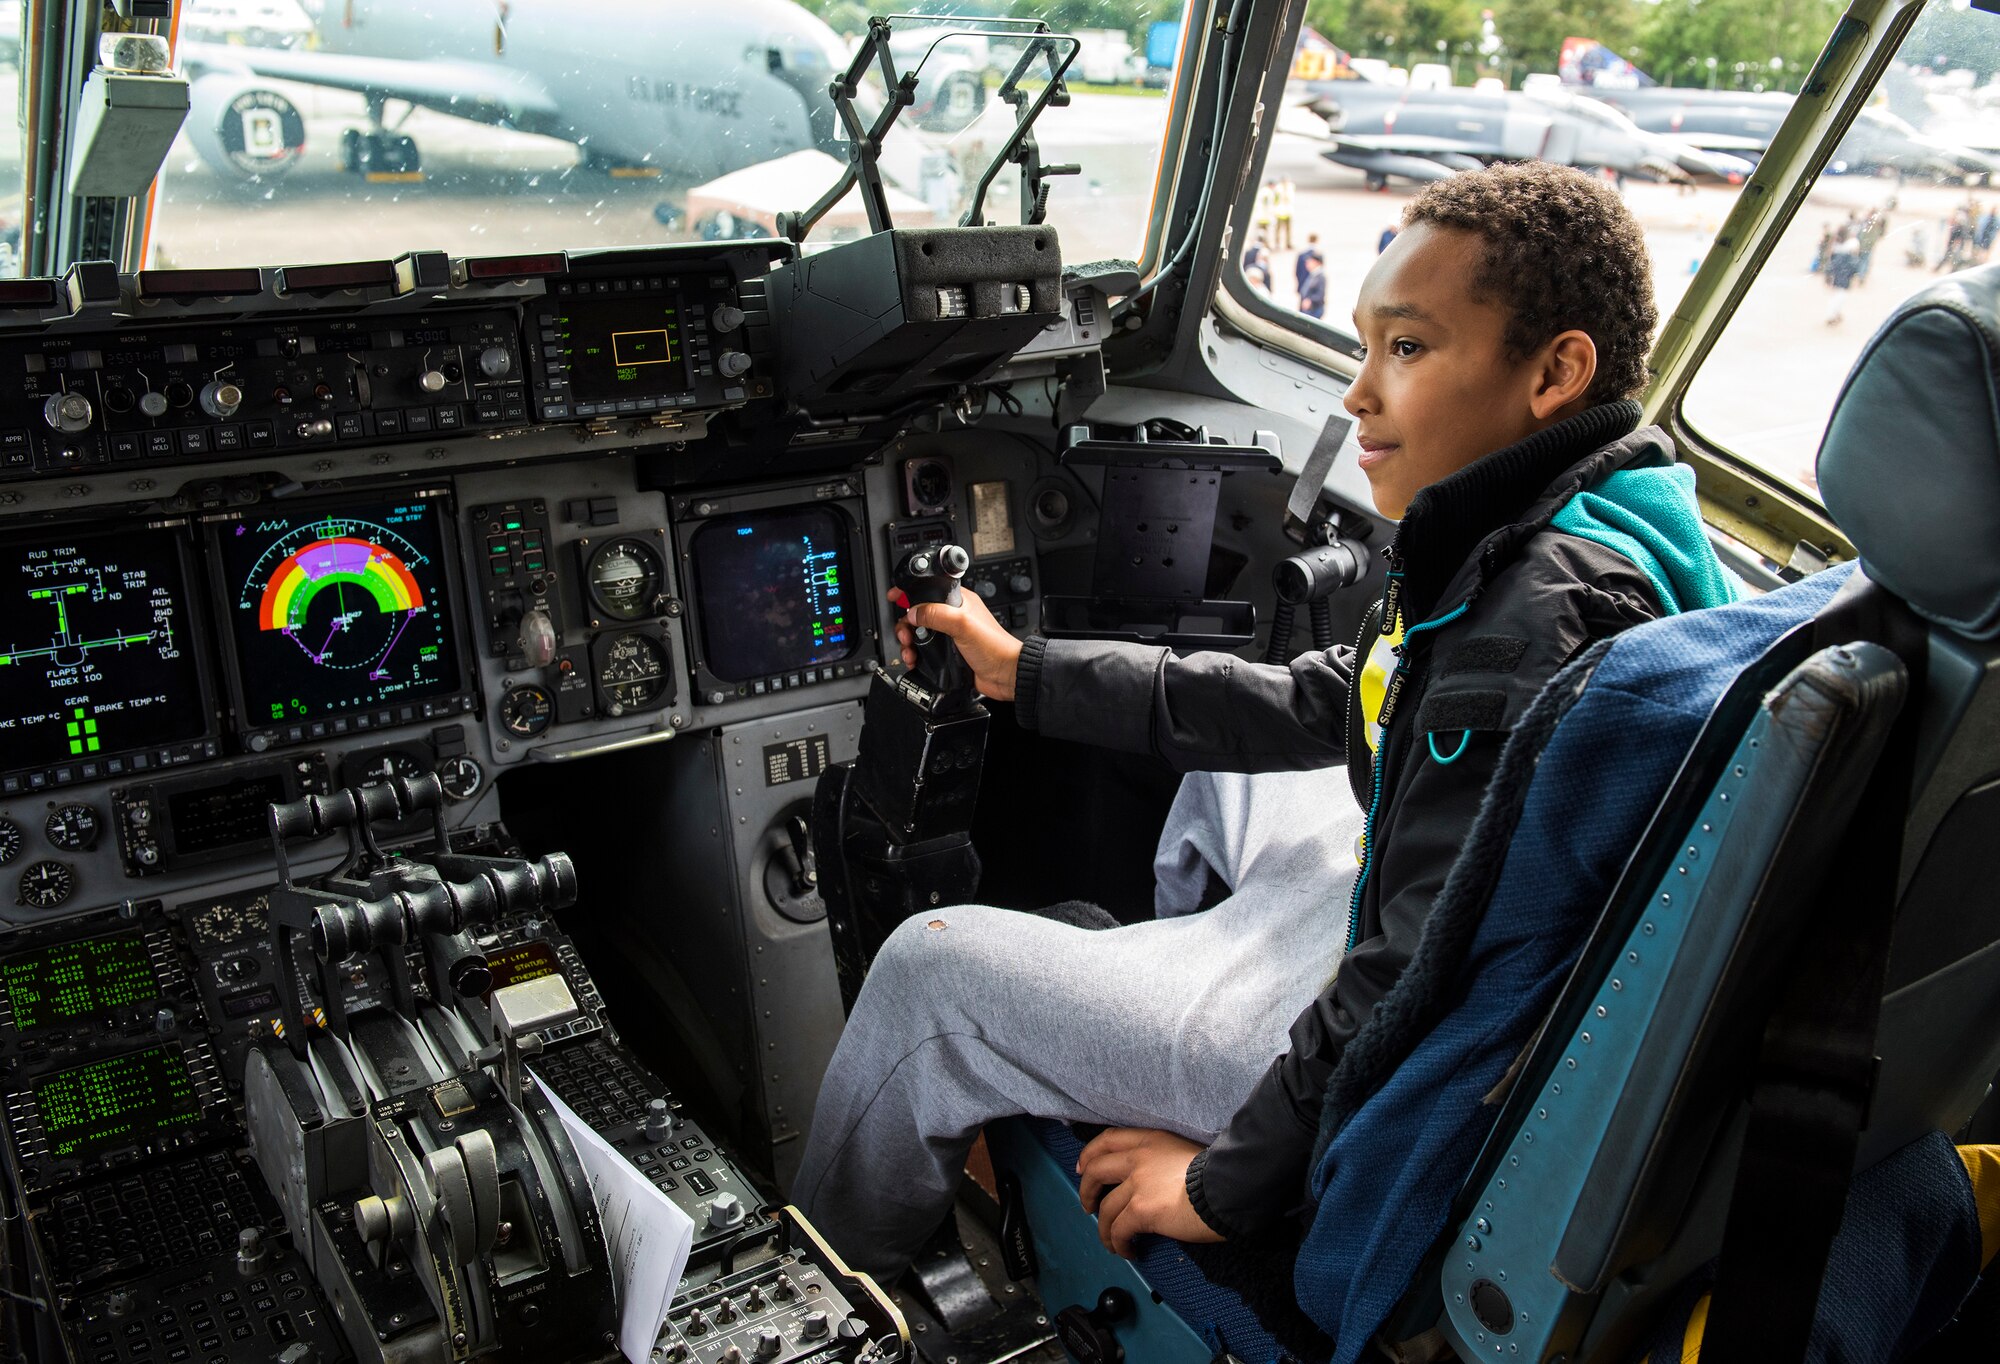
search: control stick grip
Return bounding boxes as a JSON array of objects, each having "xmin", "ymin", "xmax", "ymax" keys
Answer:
[{"xmin": 894, "ymin": 544, "xmax": 974, "ymax": 700}]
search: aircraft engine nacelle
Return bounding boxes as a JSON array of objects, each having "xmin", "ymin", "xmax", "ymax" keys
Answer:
[{"xmin": 186, "ymin": 74, "xmax": 307, "ymax": 183}]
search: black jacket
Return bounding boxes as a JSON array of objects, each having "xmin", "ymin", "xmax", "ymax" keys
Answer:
[{"xmin": 1014, "ymin": 400, "xmax": 1673, "ymax": 1235}]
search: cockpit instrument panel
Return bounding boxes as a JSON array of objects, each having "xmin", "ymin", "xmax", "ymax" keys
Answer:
[
  {"xmin": 524, "ymin": 266, "xmax": 754, "ymax": 421},
  {"xmin": 681, "ymin": 492, "xmax": 869, "ymax": 706},
  {"xmin": 206, "ymin": 488, "xmax": 473, "ymax": 750},
  {"xmin": 0, "ymin": 310, "xmax": 525, "ymax": 482},
  {"xmin": 29, "ymin": 1042, "xmax": 203, "ymax": 1160},
  {"xmin": 0, "ymin": 524, "xmax": 218, "ymax": 797},
  {"xmin": 0, "ymin": 931, "xmax": 158, "ymax": 1034}
]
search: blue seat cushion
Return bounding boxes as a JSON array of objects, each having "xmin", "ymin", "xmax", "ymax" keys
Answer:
[{"xmin": 1024, "ymin": 1118, "xmax": 1324, "ymax": 1364}]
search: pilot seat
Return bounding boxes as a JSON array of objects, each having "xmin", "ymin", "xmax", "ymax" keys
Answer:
[{"xmin": 829, "ymin": 264, "xmax": 2000, "ymax": 1364}]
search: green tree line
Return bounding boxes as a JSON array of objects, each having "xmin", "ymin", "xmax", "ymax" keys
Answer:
[
  {"xmin": 792, "ymin": 0, "xmax": 1998, "ymax": 91},
  {"xmin": 1303, "ymin": 0, "xmax": 1850, "ymax": 90}
]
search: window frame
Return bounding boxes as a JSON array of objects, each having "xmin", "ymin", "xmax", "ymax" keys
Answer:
[{"xmin": 1645, "ymin": 0, "xmax": 1935, "ymax": 567}]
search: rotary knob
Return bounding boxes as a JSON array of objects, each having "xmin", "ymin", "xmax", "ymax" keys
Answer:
[
  {"xmin": 138, "ymin": 389, "xmax": 169, "ymax": 418},
  {"xmin": 717, "ymin": 351, "xmax": 751, "ymax": 379},
  {"xmin": 973, "ymin": 578, "xmax": 997, "ymax": 600},
  {"xmin": 642, "ymin": 1097, "xmax": 673, "ymax": 1141},
  {"xmin": 711, "ymin": 305, "xmax": 745, "ymax": 332},
  {"xmin": 1009, "ymin": 573, "xmax": 1034, "ymax": 594},
  {"xmin": 801, "ymin": 1310, "xmax": 829, "ymax": 1340},
  {"xmin": 751, "ymin": 1329, "xmax": 782, "ymax": 1360},
  {"xmin": 42, "ymin": 392, "xmax": 93, "ymax": 433},
  {"xmin": 478, "ymin": 346, "xmax": 512, "ymax": 377},
  {"xmin": 200, "ymin": 380, "xmax": 243, "ymax": 418},
  {"xmin": 418, "ymin": 368, "xmax": 448, "ymax": 394},
  {"xmin": 707, "ymin": 1191, "xmax": 745, "ymax": 1230}
]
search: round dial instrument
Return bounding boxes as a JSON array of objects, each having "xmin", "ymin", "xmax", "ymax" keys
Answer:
[
  {"xmin": 44, "ymin": 804, "xmax": 101, "ymax": 852},
  {"xmin": 18, "ymin": 860, "xmax": 73, "ymax": 909},
  {"xmin": 437, "ymin": 755, "xmax": 484, "ymax": 802},
  {"xmin": 499, "ymin": 685, "xmax": 553, "ymax": 737},
  {"xmin": 342, "ymin": 747, "xmax": 428, "ymax": 789},
  {"xmin": 586, "ymin": 538, "xmax": 666, "ymax": 621},
  {"xmin": 191, "ymin": 901, "xmax": 247, "ymax": 945},
  {"xmin": 0, "ymin": 819, "xmax": 20, "ymax": 866},
  {"xmin": 595, "ymin": 632, "xmax": 670, "ymax": 715}
]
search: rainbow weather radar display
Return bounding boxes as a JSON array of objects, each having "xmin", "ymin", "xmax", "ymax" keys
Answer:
[{"xmin": 216, "ymin": 493, "xmax": 463, "ymax": 729}]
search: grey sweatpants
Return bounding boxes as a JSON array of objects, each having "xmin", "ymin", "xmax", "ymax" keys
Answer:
[{"xmin": 792, "ymin": 767, "xmax": 1365, "ymax": 1277}]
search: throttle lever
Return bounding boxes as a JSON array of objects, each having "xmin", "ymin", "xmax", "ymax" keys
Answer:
[{"xmin": 894, "ymin": 543, "xmax": 976, "ymax": 707}]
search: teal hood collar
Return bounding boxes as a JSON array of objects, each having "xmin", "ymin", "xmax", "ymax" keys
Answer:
[{"xmin": 1550, "ymin": 457, "xmax": 1742, "ymax": 615}]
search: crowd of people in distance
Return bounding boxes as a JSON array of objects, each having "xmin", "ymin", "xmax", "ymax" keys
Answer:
[
  {"xmin": 1240, "ymin": 178, "xmax": 1402, "ymax": 324},
  {"xmin": 1815, "ymin": 195, "xmax": 1997, "ymax": 325}
]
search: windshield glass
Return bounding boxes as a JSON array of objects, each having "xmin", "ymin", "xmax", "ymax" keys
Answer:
[
  {"xmin": 0, "ymin": 1, "xmax": 23, "ymax": 278},
  {"xmin": 1681, "ymin": 1, "xmax": 2000, "ymax": 493},
  {"xmin": 145, "ymin": 0, "xmax": 1185, "ymax": 271}
]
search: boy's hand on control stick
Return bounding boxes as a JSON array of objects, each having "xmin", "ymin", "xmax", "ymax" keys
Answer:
[{"xmin": 890, "ymin": 587, "xmax": 1024, "ymax": 701}]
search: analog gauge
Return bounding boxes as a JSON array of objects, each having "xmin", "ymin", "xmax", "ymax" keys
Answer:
[
  {"xmin": 594, "ymin": 632, "xmax": 671, "ymax": 715},
  {"xmin": 190, "ymin": 901, "xmax": 245, "ymax": 945},
  {"xmin": 500, "ymin": 684, "xmax": 554, "ymax": 737},
  {"xmin": 0, "ymin": 819, "xmax": 20, "ymax": 866},
  {"xmin": 341, "ymin": 747, "xmax": 429, "ymax": 790},
  {"xmin": 437, "ymin": 755, "xmax": 484, "ymax": 802},
  {"xmin": 44, "ymin": 804, "xmax": 101, "ymax": 852},
  {"xmin": 217, "ymin": 955, "xmax": 261, "ymax": 985},
  {"xmin": 586, "ymin": 538, "xmax": 666, "ymax": 621},
  {"xmin": 18, "ymin": 861, "xmax": 73, "ymax": 910}
]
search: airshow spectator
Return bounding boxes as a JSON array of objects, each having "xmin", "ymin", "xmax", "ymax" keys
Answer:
[
  {"xmin": 1294, "ymin": 232, "xmax": 1323, "ymax": 293},
  {"xmin": 1241, "ymin": 238, "xmax": 1273, "ymax": 294},
  {"xmin": 1273, "ymin": 177, "xmax": 1296, "ymax": 250},
  {"xmin": 1297, "ymin": 253, "xmax": 1327, "ymax": 319},
  {"xmin": 1825, "ymin": 228, "xmax": 1861, "ymax": 324},
  {"xmin": 1377, "ymin": 222, "xmax": 1398, "ymax": 254}
]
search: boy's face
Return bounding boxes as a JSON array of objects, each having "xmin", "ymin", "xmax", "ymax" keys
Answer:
[{"xmin": 1344, "ymin": 222, "xmax": 1577, "ymax": 519}]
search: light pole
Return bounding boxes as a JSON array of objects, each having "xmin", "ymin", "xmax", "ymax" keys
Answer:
[{"xmin": 1706, "ymin": 55, "xmax": 1718, "ymax": 90}]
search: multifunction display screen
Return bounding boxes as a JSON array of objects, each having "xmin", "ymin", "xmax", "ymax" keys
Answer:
[
  {"xmin": 32, "ymin": 1044, "xmax": 203, "ymax": 1159},
  {"xmin": 0, "ymin": 932, "xmax": 159, "ymax": 1034},
  {"xmin": 211, "ymin": 493, "xmax": 464, "ymax": 729},
  {"xmin": 689, "ymin": 506, "xmax": 857, "ymax": 682},
  {"xmin": 554, "ymin": 292, "xmax": 693, "ymax": 405},
  {"xmin": 167, "ymin": 771, "xmax": 289, "ymax": 856},
  {"xmin": 485, "ymin": 940, "xmax": 561, "ymax": 993},
  {"xmin": 0, "ymin": 526, "xmax": 209, "ymax": 776}
]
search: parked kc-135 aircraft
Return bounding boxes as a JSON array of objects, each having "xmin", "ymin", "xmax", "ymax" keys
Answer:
[{"xmin": 174, "ymin": 0, "xmax": 983, "ymax": 185}]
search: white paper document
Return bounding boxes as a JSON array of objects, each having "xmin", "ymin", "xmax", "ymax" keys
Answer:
[{"xmin": 535, "ymin": 1073, "xmax": 696, "ymax": 1363}]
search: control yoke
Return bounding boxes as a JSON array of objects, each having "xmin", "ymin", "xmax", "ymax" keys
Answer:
[{"xmin": 813, "ymin": 543, "xmax": 989, "ymax": 1007}]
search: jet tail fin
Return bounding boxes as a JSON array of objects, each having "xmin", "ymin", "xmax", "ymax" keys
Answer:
[{"xmin": 1558, "ymin": 37, "xmax": 1656, "ymax": 89}]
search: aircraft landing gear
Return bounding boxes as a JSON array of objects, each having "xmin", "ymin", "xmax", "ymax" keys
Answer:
[
  {"xmin": 340, "ymin": 98, "xmax": 423, "ymax": 178},
  {"xmin": 1366, "ymin": 171, "xmax": 1389, "ymax": 192}
]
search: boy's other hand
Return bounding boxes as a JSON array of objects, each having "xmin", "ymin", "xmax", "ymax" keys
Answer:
[
  {"xmin": 891, "ymin": 588, "xmax": 1023, "ymax": 701},
  {"xmin": 1075, "ymin": 1127, "xmax": 1224, "ymax": 1257}
]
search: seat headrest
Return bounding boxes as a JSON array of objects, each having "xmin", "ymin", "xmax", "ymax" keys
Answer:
[{"xmin": 1817, "ymin": 265, "xmax": 2000, "ymax": 641}]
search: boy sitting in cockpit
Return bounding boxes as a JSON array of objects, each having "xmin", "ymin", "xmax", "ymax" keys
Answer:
[{"xmin": 793, "ymin": 163, "xmax": 1739, "ymax": 1277}]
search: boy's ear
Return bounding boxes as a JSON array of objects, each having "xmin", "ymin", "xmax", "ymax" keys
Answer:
[{"xmin": 1528, "ymin": 330, "xmax": 1598, "ymax": 420}]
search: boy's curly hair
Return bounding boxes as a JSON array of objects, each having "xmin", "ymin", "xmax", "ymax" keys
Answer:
[{"xmin": 1403, "ymin": 163, "xmax": 1657, "ymax": 402}]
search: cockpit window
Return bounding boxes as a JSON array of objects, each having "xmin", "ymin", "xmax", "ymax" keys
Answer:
[
  {"xmin": 1238, "ymin": 30, "xmax": 1768, "ymax": 353},
  {"xmin": 143, "ymin": 0, "xmax": 1188, "ymax": 270},
  {"xmin": 1681, "ymin": 2, "xmax": 2000, "ymax": 497},
  {"xmin": 0, "ymin": 0, "xmax": 24, "ymax": 278}
]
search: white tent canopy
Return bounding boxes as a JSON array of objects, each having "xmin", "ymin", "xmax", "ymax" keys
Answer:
[{"xmin": 683, "ymin": 149, "xmax": 941, "ymax": 239}]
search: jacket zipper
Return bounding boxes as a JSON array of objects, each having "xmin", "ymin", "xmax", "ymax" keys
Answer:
[{"xmin": 1346, "ymin": 554, "xmax": 1468, "ymax": 952}]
